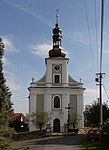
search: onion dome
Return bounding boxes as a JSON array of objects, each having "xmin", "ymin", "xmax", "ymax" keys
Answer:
[{"xmin": 49, "ymin": 10, "xmax": 66, "ymax": 57}]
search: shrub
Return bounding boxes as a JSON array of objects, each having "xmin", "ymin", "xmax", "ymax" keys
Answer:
[
  {"xmin": 0, "ymin": 125, "xmax": 15, "ymax": 139},
  {"xmin": 0, "ymin": 136, "xmax": 11, "ymax": 150},
  {"xmin": 0, "ymin": 125, "xmax": 15, "ymax": 149},
  {"xmin": 102, "ymin": 122, "xmax": 109, "ymax": 134}
]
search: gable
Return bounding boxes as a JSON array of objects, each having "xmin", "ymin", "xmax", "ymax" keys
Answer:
[
  {"xmin": 37, "ymin": 74, "xmax": 46, "ymax": 82},
  {"xmin": 68, "ymin": 74, "xmax": 78, "ymax": 85}
]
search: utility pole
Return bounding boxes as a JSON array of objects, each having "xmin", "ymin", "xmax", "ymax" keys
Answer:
[
  {"xmin": 95, "ymin": 73, "xmax": 105, "ymax": 128},
  {"xmin": 95, "ymin": 0, "xmax": 105, "ymax": 129}
]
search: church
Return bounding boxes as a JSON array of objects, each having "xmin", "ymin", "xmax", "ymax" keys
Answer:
[{"xmin": 28, "ymin": 14, "xmax": 85, "ymax": 132}]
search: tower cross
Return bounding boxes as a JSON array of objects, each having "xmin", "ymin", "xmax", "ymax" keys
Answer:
[{"xmin": 56, "ymin": 9, "xmax": 59, "ymax": 25}]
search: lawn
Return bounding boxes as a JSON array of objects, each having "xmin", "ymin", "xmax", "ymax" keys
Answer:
[{"xmin": 80, "ymin": 139, "xmax": 107, "ymax": 150}]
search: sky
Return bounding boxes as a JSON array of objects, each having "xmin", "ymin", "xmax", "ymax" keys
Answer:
[{"xmin": 1, "ymin": 0, "xmax": 109, "ymax": 115}]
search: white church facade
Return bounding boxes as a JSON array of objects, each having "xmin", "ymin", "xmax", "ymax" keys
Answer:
[{"xmin": 28, "ymin": 15, "xmax": 85, "ymax": 132}]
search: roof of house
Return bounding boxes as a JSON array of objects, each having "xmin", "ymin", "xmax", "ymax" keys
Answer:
[{"xmin": 11, "ymin": 113, "xmax": 22, "ymax": 120}]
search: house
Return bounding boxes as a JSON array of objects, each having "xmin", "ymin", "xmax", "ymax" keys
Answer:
[
  {"xmin": 11, "ymin": 113, "xmax": 28, "ymax": 123},
  {"xmin": 10, "ymin": 113, "xmax": 28, "ymax": 132}
]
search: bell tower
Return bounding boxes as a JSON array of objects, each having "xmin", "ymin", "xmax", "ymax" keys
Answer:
[{"xmin": 45, "ymin": 10, "xmax": 69, "ymax": 87}]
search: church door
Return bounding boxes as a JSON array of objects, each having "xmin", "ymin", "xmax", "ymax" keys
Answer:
[{"xmin": 53, "ymin": 118, "xmax": 60, "ymax": 132}]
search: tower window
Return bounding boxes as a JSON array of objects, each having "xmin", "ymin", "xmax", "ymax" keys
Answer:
[
  {"xmin": 54, "ymin": 96, "xmax": 60, "ymax": 108},
  {"xmin": 54, "ymin": 75, "xmax": 60, "ymax": 83},
  {"xmin": 55, "ymin": 41, "xmax": 59, "ymax": 45}
]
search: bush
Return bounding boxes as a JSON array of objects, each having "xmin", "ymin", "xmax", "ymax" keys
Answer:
[
  {"xmin": 0, "ymin": 136, "xmax": 11, "ymax": 150},
  {"xmin": 0, "ymin": 125, "xmax": 15, "ymax": 149},
  {"xmin": 0, "ymin": 125, "xmax": 15, "ymax": 139},
  {"xmin": 102, "ymin": 122, "xmax": 109, "ymax": 134}
]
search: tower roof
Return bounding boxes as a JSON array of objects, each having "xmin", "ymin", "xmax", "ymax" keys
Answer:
[{"xmin": 49, "ymin": 10, "xmax": 66, "ymax": 58}]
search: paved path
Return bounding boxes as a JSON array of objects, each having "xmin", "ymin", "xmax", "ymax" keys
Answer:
[{"xmin": 13, "ymin": 134, "xmax": 86, "ymax": 150}]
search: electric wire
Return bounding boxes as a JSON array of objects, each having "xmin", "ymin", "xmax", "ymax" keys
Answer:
[
  {"xmin": 12, "ymin": 94, "xmax": 28, "ymax": 99},
  {"xmin": 100, "ymin": 0, "xmax": 104, "ymax": 73},
  {"xmin": 94, "ymin": 0, "xmax": 99, "ymax": 71},
  {"xmin": 11, "ymin": 96, "xmax": 28, "ymax": 101},
  {"xmin": 103, "ymin": 84, "xmax": 109, "ymax": 100},
  {"xmin": 12, "ymin": 98, "xmax": 28, "ymax": 102},
  {"xmin": 84, "ymin": 0, "xmax": 96, "ymax": 74}
]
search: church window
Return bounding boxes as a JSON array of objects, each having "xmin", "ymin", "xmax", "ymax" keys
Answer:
[
  {"xmin": 53, "ymin": 74, "xmax": 61, "ymax": 84},
  {"xmin": 54, "ymin": 96, "xmax": 60, "ymax": 108},
  {"xmin": 54, "ymin": 75, "xmax": 59, "ymax": 83}
]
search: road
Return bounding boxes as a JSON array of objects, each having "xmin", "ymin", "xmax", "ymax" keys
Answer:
[{"xmin": 13, "ymin": 134, "xmax": 86, "ymax": 150}]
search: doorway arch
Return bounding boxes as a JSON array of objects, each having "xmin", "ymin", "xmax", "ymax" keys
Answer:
[{"xmin": 53, "ymin": 118, "xmax": 60, "ymax": 132}]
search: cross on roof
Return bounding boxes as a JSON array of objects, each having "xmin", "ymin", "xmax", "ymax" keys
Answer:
[{"xmin": 56, "ymin": 9, "xmax": 59, "ymax": 25}]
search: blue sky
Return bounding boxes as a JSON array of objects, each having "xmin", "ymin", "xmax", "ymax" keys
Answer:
[{"xmin": 1, "ymin": 0, "xmax": 109, "ymax": 115}]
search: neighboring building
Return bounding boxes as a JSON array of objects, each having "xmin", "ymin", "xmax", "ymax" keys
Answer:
[
  {"xmin": 11, "ymin": 113, "xmax": 28, "ymax": 123},
  {"xmin": 28, "ymin": 14, "xmax": 85, "ymax": 132},
  {"xmin": 10, "ymin": 113, "xmax": 29, "ymax": 132}
]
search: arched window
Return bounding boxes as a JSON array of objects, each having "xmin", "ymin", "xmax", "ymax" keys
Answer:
[{"xmin": 54, "ymin": 96, "xmax": 60, "ymax": 108}]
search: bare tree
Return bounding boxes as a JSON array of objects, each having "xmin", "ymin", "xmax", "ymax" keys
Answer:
[
  {"xmin": 31, "ymin": 111, "xmax": 49, "ymax": 130},
  {"xmin": 70, "ymin": 112, "xmax": 80, "ymax": 128}
]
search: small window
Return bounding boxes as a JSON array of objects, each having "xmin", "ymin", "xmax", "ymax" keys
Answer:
[
  {"xmin": 56, "ymin": 41, "xmax": 59, "ymax": 45},
  {"xmin": 53, "ymin": 41, "xmax": 59, "ymax": 46},
  {"xmin": 54, "ymin": 96, "xmax": 60, "ymax": 108},
  {"xmin": 54, "ymin": 75, "xmax": 60, "ymax": 83}
]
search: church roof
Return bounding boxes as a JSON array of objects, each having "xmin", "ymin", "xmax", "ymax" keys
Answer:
[
  {"xmin": 29, "ymin": 74, "xmax": 85, "ymax": 90},
  {"xmin": 68, "ymin": 75, "xmax": 78, "ymax": 84}
]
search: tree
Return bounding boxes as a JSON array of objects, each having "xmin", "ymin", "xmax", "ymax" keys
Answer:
[
  {"xmin": 102, "ymin": 119, "xmax": 109, "ymax": 133},
  {"xmin": 84, "ymin": 101, "xmax": 109, "ymax": 127},
  {"xmin": 0, "ymin": 37, "xmax": 14, "ymax": 149},
  {"xmin": 69, "ymin": 112, "xmax": 80, "ymax": 128},
  {"xmin": 0, "ymin": 37, "xmax": 13, "ymax": 126},
  {"xmin": 31, "ymin": 111, "xmax": 49, "ymax": 130}
]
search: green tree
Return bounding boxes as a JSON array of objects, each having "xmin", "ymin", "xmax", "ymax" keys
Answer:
[
  {"xmin": 84, "ymin": 101, "xmax": 109, "ymax": 127},
  {"xmin": 102, "ymin": 121, "xmax": 109, "ymax": 134},
  {"xmin": 69, "ymin": 112, "xmax": 80, "ymax": 128},
  {"xmin": 0, "ymin": 37, "xmax": 14, "ymax": 149},
  {"xmin": 0, "ymin": 37, "xmax": 13, "ymax": 126},
  {"xmin": 31, "ymin": 111, "xmax": 49, "ymax": 130}
]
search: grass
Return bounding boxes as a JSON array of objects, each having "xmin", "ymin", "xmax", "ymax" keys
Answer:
[{"xmin": 79, "ymin": 139, "xmax": 107, "ymax": 150}]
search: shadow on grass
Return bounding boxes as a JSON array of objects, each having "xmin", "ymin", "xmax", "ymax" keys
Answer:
[{"xmin": 80, "ymin": 139, "xmax": 107, "ymax": 150}]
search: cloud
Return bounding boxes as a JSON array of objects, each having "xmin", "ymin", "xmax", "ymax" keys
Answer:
[
  {"xmin": 4, "ymin": 71, "xmax": 22, "ymax": 94},
  {"xmin": 66, "ymin": 32, "xmax": 90, "ymax": 45},
  {"xmin": 30, "ymin": 43, "xmax": 52, "ymax": 57},
  {"xmin": 85, "ymin": 88, "xmax": 97, "ymax": 96},
  {"xmin": 2, "ymin": 35, "xmax": 18, "ymax": 53},
  {"xmin": 3, "ymin": 56, "xmax": 10, "ymax": 65}
]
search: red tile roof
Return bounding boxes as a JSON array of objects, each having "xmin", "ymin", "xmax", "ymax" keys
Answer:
[{"xmin": 11, "ymin": 113, "xmax": 22, "ymax": 121}]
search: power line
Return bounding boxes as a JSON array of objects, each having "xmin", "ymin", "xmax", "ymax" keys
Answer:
[
  {"xmin": 103, "ymin": 84, "xmax": 109, "ymax": 100},
  {"xmin": 94, "ymin": 0, "xmax": 99, "ymax": 71},
  {"xmin": 11, "ymin": 96, "xmax": 28, "ymax": 101},
  {"xmin": 84, "ymin": 0, "xmax": 95, "ymax": 74},
  {"xmin": 100, "ymin": 0, "xmax": 104, "ymax": 73},
  {"xmin": 12, "ymin": 94, "xmax": 28, "ymax": 99}
]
